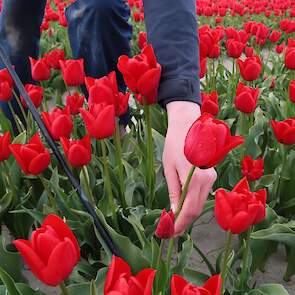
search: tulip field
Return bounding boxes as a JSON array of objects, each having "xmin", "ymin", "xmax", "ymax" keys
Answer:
[{"xmin": 1, "ymin": 0, "xmax": 295, "ymax": 294}]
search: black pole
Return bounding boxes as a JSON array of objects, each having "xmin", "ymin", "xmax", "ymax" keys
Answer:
[{"xmin": 0, "ymin": 43, "xmax": 119, "ymax": 256}]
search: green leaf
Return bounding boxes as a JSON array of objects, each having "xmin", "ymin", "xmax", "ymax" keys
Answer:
[
  {"xmin": 95, "ymin": 209, "xmax": 150, "ymax": 273},
  {"xmin": 0, "ymin": 267, "xmax": 21, "ymax": 295},
  {"xmin": 172, "ymin": 237, "xmax": 193, "ymax": 276},
  {"xmin": 183, "ymin": 268, "xmax": 210, "ymax": 285},
  {"xmin": 251, "ymin": 223, "xmax": 295, "ymax": 247},
  {"xmin": 0, "ymin": 192, "xmax": 13, "ymax": 219},
  {"xmin": 12, "ymin": 131, "xmax": 26, "ymax": 144},
  {"xmin": 248, "ymin": 284, "xmax": 289, "ymax": 295},
  {"xmin": 0, "ymin": 284, "xmax": 45, "ymax": 295},
  {"xmin": 0, "ymin": 236, "xmax": 26, "ymax": 283}
]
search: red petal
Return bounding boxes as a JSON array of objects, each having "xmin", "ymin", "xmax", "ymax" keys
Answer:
[
  {"xmin": 42, "ymin": 238, "xmax": 78, "ymax": 286},
  {"xmin": 13, "ymin": 240, "xmax": 45, "ymax": 283},
  {"xmin": 42, "ymin": 214, "xmax": 80, "ymax": 260},
  {"xmin": 104, "ymin": 256, "xmax": 132, "ymax": 293}
]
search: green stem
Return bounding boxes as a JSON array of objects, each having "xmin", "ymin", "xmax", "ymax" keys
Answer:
[
  {"xmin": 239, "ymin": 227, "xmax": 252, "ymax": 290},
  {"xmin": 276, "ymin": 145, "xmax": 288, "ymax": 204},
  {"xmin": 113, "ymin": 119, "xmax": 126, "ymax": 208},
  {"xmin": 59, "ymin": 282, "xmax": 70, "ymax": 295},
  {"xmin": 175, "ymin": 166, "xmax": 196, "ymax": 217},
  {"xmin": 221, "ymin": 231, "xmax": 233, "ymax": 294},
  {"xmin": 40, "ymin": 81, "xmax": 49, "ymax": 111},
  {"xmin": 82, "ymin": 165, "xmax": 96, "ymax": 206},
  {"xmin": 39, "ymin": 174, "xmax": 57, "ymax": 212},
  {"xmin": 12, "ymin": 90, "xmax": 29, "ymax": 126},
  {"xmin": 143, "ymin": 102, "xmax": 155, "ymax": 207},
  {"xmin": 2, "ymin": 161, "xmax": 16, "ymax": 195},
  {"xmin": 166, "ymin": 238, "xmax": 174, "ymax": 274},
  {"xmin": 8, "ymin": 101, "xmax": 22, "ymax": 134},
  {"xmin": 193, "ymin": 242, "xmax": 215, "ymax": 275},
  {"xmin": 155, "ymin": 239, "xmax": 164, "ymax": 295},
  {"xmin": 101, "ymin": 139, "xmax": 119, "ymax": 230}
]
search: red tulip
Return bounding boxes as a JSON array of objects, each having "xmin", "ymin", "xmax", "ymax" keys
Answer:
[
  {"xmin": 201, "ymin": 91, "xmax": 219, "ymax": 116},
  {"xmin": 184, "ymin": 113, "xmax": 244, "ymax": 169},
  {"xmin": 289, "ymin": 80, "xmax": 295, "ymax": 103},
  {"xmin": 41, "ymin": 107, "xmax": 73, "ymax": 141},
  {"xmin": 285, "ymin": 47, "xmax": 295, "ymax": 70},
  {"xmin": 13, "ymin": 214, "xmax": 80, "ymax": 286},
  {"xmin": 199, "ymin": 57, "xmax": 207, "ymax": 79},
  {"xmin": 104, "ymin": 256, "xmax": 156, "ymax": 295},
  {"xmin": 245, "ymin": 46, "xmax": 254, "ymax": 57},
  {"xmin": 215, "ymin": 177, "xmax": 267, "ymax": 234},
  {"xmin": 9, "ymin": 133, "xmax": 50, "ymax": 175},
  {"xmin": 86, "ymin": 71, "xmax": 130, "ymax": 117},
  {"xmin": 29, "ymin": 57, "xmax": 51, "ymax": 81},
  {"xmin": 0, "ymin": 132, "xmax": 11, "ymax": 161},
  {"xmin": 234, "ymin": 82, "xmax": 259, "ymax": 114},
  {"xmin": 241, "ymin": 156, "xmax": 264, "ymax": 181},
  {"xmin": 271, "ymin": 118, "xmax": 295, "ymax": 145},
  {"xmin": 269, "ymin": 30, "xmax": 282, "ymax": 43},
  {"xmin": 276, "ymin": 43, "xmax": 285, "ymax": 54},
  {"xmin": 21, "ymin": 84, "xmax": 43, "ymax": 108},
  {"xmin": 118, "ymin": 44, "xmax": 161, "ymax": 105},
  {"xmin": 0, "ymin": 81, "xmax": 12, "ymax": 101},
  {"xmin": 80, "ymin": 103, "xmax": 115, "ymax": 139},
  {"xmin": 66, "ymin": 92, "xmax": 85, "ymax": 115},
  {"xmin": 226, "ymin": 39, "xmax": 245, "ymax": 58},
  {"xmin": 44, "ymin": 49, "xmax": 65, "ymax": 69},
  {"xmin": 155, "ymin": 209, "xmax": 174, "ymax": 239},
  {"xmin": 0, "ymin": 68, "xmax": 13, "ymax": 87},
  {"xmin": 171, "ymin": 274, "xmax": 222, "ymax": 295},
  {"xmin": 60, "ymin": 135, "xmax": 91, "ymax": 167},
  {"xmin": 237, "ymin": 56, "xmax": 262, "ymax": 81},
  {"xmin": 59, "ymin": 59, "xmax": 85, "ymax": 86},
  {"xmin": 138, "ymin": 31, "xmax": 147, "ymax": 50}
]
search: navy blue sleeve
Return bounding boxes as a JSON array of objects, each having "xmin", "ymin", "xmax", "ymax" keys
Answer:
[{"xmin": 142, "ymin": 0, "xmax": 201, "ymax": 107}]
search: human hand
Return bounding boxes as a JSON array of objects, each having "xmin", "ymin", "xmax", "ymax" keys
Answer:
[{"xmin": 163, "ymin": 101, "xmax": 217, "ymax": 236}]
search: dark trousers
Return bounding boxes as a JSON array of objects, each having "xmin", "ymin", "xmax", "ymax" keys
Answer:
[{"xmin": 0, "ymin": 0, "xmax": 200, "ymax": 124}]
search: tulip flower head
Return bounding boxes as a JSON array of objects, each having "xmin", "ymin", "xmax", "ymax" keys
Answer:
[
  {"xmin": 271, "ymin": 118, "xmax": 295, "ymax": 145},
  {"xmin": 29, "ymin": 57, "xmax": 51, "ymax": 81},
  {"xmin": 104, "ymin": 256, "xmax": 156, "ymax": 295},
  {"xmin": 171, "ymin": 274, "xmax": 222, "ymax": 295},
  {"xmin": 9, "ymin": 133, "xmax": 50, "ymax": 175},
  {"xmin": 155, "ymin": 209, "xmax": 175, "ymax": 239},
  {"xmin": 80, "ymin": 103, "xmax": 116, "ymax": 140},
  {"xmin": 0, "ymin": 132, "xmax": 11, "ymax": 161},
  {"xmin": 21, "ymin": 84, "xmax": 43, "ymax": 108},
  {"xmin": 184, "ymin": 113, "xmax": 244, "ymax": 169},
  {"xmin": 59, "ymin": 59, "xmax": 85, "ymax": 86},
  {"xmin": 215, "ymin": 177, "xmax": 267, "ymax": 234},
  {"xmin": 241, "ymin": 156, "xmax": 264, "ymax": 181},
  {"xmin": 118, "ymin": 44, "xmax": 161, "ymax": 105},
  {"xmin": 201, "ymin": 91, "xmax": 219, "ymax": 116},
  {"xmin": 41, "ymin": 107, "xmax": 73, "ymax": 141},
  {"xmin": 13, "ymin": 214, "xmax": 80, "ymax": 286},
  {"xmin": 60, "ymin": 135, "xmax": 91, "ymax": 167}
]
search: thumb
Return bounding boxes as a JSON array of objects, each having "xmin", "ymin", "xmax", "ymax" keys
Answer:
[{"xmin": 164, "ymin": 165, "xmax": 181, "ymax": 212}]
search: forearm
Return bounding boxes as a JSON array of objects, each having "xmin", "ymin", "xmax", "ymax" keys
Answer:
[{"xmin": 142, "ymin": 0, "xmax": 201, "ymax": 107}]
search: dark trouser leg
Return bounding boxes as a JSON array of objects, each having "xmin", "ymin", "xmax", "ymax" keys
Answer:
[
  {"xmin": 0, "ymin": 0, "xmax": 46, "ymax": 123},
  {"xmin": 65, "ymin": 0, "xmax": 132, "ymax": 125},
  {"xmin": 142, "ymin": 0, "xmax": 201, "ymax": 107}
]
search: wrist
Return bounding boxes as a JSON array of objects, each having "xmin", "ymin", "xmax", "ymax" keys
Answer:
[{"xmin": 166, "ymin": 101, "xmax": 201, "ymax": 127}]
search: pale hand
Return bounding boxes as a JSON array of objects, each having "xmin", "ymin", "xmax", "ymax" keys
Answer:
[{"xmin": 163, "ymin": 101, "xmax": 217, "ymax": 236}]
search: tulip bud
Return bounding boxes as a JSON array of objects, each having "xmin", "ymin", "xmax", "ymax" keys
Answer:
[{"xmin": 155, "ymin": 209, "xmax": 174, "ymax": 239}]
